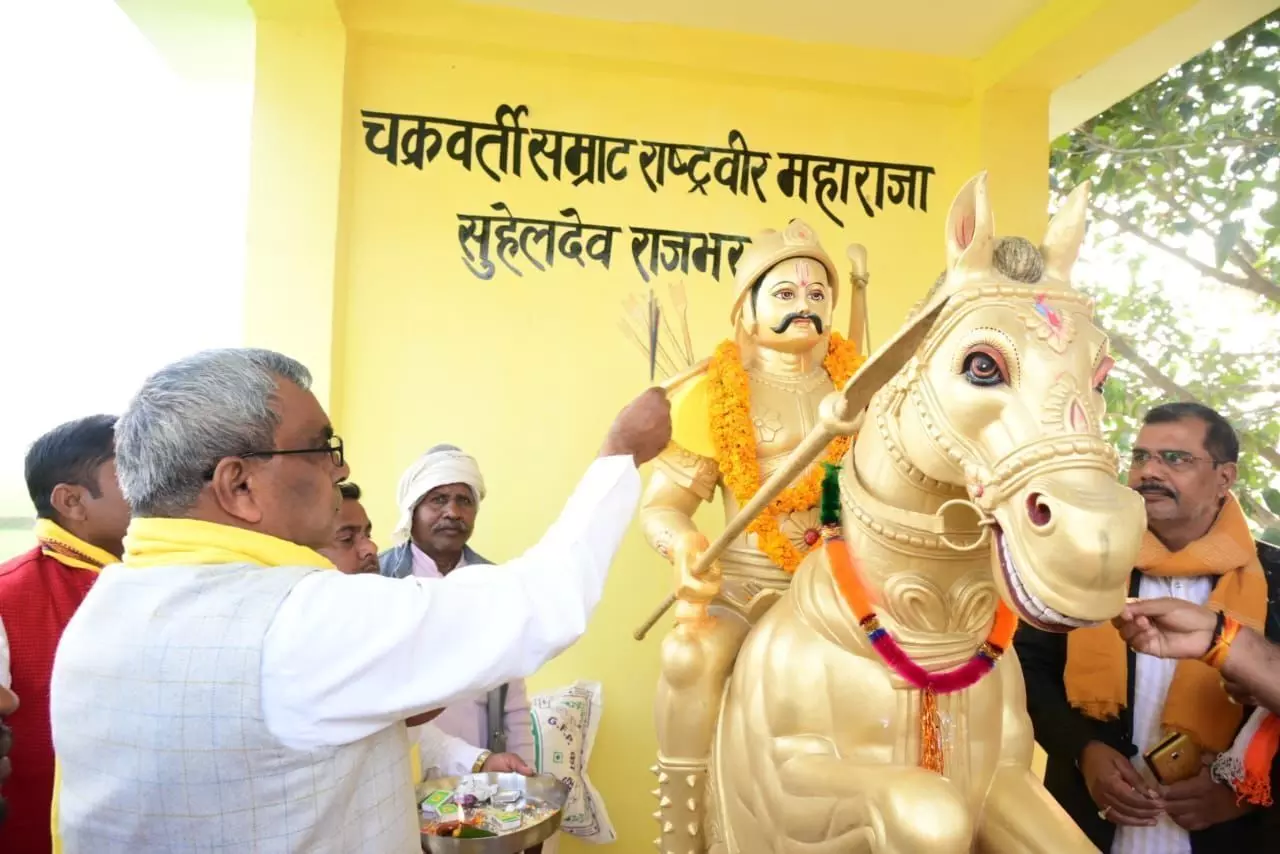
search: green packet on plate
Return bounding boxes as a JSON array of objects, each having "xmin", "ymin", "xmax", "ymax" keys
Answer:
[{"xmin": 420, "ymin": 789, "xmax": 451, "ymax": 811}]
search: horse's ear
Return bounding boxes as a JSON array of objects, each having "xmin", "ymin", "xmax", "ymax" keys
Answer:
[
  {"xmin": 945, "ymin": 172, "xmax": 995, "ymax": 279},
  {"xmin": 1042, "ymin": 181, "xmax": 1090, "ymax": 282}
]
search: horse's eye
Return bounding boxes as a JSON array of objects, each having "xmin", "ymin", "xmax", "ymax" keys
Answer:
[{"xmin": 963, "ymin": 351, "xmax": 1005, "ymax": 386}]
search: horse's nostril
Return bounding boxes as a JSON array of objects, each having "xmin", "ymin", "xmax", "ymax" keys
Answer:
[{"xmin": 1027, "ymin": 493, "xmax": 1052, "ymax": 527}]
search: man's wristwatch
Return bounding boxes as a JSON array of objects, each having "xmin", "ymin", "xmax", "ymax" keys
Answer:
[{"xmin": 472, "ymin": 750, "xmax": 492, "ymax": 773}]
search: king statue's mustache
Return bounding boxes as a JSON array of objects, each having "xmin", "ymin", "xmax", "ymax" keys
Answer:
[{"xmin": 770, "ymin": 312, "xmax": 824, "ymax": 334}]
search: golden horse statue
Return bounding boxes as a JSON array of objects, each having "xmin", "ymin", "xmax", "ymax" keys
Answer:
[{"xmin": 652, "ymin": 172, "xmax": 1148, "ymax": 853}]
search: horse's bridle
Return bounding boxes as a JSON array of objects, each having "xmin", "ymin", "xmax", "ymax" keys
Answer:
[{"xmin": 846, "ymin": 285, "xmax": 1119, "ymax": 554}]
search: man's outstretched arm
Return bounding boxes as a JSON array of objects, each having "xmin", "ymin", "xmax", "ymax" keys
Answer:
[
  {"xmin": 260, "ymin": 388, "xmax": 672, "ymax": 750},
  {"xmin": 1114, "ymin": 597, "xmax": 1280, "ymax": 715},
  {"xmin": 1220, "ymin": 628, "xmax": 1280, "ymax": 715}
]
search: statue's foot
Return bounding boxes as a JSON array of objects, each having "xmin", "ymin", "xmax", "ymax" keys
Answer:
[{"xmin": 651, "ymin": 757, "xmax": 707, "ymax": 854}]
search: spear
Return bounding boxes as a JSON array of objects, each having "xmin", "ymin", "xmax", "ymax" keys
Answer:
[
  {"xmin": 847, "ymin": 244, "xmax": 871, "ymax": 355},
  {"xmin": 656, "ymin": 358, "xmax": 710, "ymax": 391},
  {"xmin": 632, "ymin": 285, "xmax": 957, "ymax": 641}
]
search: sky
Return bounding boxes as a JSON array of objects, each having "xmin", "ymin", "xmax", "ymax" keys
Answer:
[{"xmin": 0, "ymin": 0, "xmax": 253, "ymax": 514}]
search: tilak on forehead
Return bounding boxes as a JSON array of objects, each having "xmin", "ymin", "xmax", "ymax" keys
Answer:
[{"xmin": 792, "ymin": 260, "xmax": 814, "ymax": 287}]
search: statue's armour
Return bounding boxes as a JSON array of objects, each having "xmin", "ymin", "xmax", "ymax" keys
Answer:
[{"xmin": 654, "ymin": 365, "xmax": 836, "ymax": 623}]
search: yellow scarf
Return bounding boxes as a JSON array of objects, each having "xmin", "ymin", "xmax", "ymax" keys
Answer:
[
  {"xmin": 1065, "ymin": 495, "xmax": 1268, "ymax": 752},
  {"xmin": 121, "ymin": 517, "xmax": 335, "ymax": 570},
  {"xmin": 39, "ymin": 519, "xmax": 115, "ymax": 854},
  {"xmin": 35, "ymin": 518, "xmax": 117, "ymax": 572},
  {"xmin": 51, "ymin": 517, "xmax": 336, "ymax": 853}
]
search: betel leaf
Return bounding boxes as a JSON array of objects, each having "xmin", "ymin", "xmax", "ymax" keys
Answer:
[
  {"xmin": 1214, "ymin": 221, "xmax": 1246, "ymax": 269},
  {"xmin": 1252, "ymin": 27, "xmax": 1280, "ymax": 49},
  {"xmin": 1264, "ymin": 488, "xmax": 1280, "ymax": 516}
]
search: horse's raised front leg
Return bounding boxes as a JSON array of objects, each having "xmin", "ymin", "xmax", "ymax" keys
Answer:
[
  {"xmin": 978, "ymin": 765, "xmax": 1099, "ymax": 853},
  {"xmin": 975, "ymin": 650, "xmax": 1099, "ymax": 853},
  {"xmin": 772, "ymin": 741, "xmax": 974, "ymax": 854}
]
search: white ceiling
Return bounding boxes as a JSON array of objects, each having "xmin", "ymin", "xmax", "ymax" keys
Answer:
[{"xmin": 461, "ymin": 0, "xmax": 1048, "ymax": 58}]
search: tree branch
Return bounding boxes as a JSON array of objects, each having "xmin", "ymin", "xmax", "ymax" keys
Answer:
[
  {"xmin": 1215, "ymin": 382, "xmax": 1280, "ymax": 396},
  {"xmin": 1105, "ymin": 327, "xmax": 1196, "ymax": 402},
  {"xmin": 1093, "ymin": 208, "xmax": 1280, "ymax": 304},
  {"xmin": 1104, "ymin": 327, "xmax": 1280, "ymax": 473},
  {"xmin": 1141, "ymin": 178, "xmax": 1280, "ymax": 299},
  {"xmin": 1240, "ymin": 492, "xmax": 1280, "ymax": 531},
  {"xmin": 1243, "ymin": 437, "xmax": 1280, "ymax": 480},
  {"xmin": 1233, "ymin": 252, "xmax": 1280, "ymax": 296},
  {"xmin": 1079, "ymin": 133, "xmax": 1280, "ymax": 157},
  {"xmin": 1235, "ymin": 241, "xmax": 1259, "ymax": 264}
]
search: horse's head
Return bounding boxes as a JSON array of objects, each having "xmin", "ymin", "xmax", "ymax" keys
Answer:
[{"xmin": 882, "ymin": 173, "xmax": 1145, "ymax": 631}]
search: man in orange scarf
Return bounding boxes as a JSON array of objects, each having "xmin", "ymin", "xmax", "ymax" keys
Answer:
[
  {"xmin": 0, "ymin": 415, "xmax": 130, "ymax": 854},
  {"xmin": 1016, "ymin": 402, "xmax": 1273, "ymax": 853}
]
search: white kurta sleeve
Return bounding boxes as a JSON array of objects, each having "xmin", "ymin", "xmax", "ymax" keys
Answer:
[
  {"xmin": 411, "ymin": 723, "xmax": 485, "ymax": 779},
  {"xmin": 0, "ymin": 614, "xmax": 10, "ymax": 689},
  {"xmin": 260, "ymin": 454, "xmax": 641, "ymax": 750}
]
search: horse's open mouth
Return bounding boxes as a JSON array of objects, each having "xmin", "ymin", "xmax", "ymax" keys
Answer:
[{"xmin": 994, "ymin": 524, "xmax": 1098, "ymax": 633}]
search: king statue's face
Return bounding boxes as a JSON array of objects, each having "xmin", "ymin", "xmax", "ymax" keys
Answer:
[{"xmin": 748, "ymin": 256, "xmax": 833, "ymax": 354}]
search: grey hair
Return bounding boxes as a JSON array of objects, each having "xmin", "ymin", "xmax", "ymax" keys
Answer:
[{"xmin": 115, "ymin": 348, "xmax": 313, "ymax": 517}]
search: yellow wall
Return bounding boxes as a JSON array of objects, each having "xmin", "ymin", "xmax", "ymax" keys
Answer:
[
  {"xmin": 336, "ymin": 40, "xmax": 1042, "ymax": 852},
  {"xmin": 238, "ymin": 2, "xmax": 1121, "ymax": 849}
]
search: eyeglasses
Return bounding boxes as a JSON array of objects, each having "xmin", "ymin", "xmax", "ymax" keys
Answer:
[
  {"xmin": 1130, "ymin": 448, "xmax": 1223, "ymax": 471},
  {"xmin": 203, "ymin": 436, "xmax": 345, "ymax": 480}
]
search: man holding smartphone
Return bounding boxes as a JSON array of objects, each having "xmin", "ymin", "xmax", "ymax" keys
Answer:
[{"xmin": 1015, "ymin": 403, "xmax": 1274, "ymax": 852}]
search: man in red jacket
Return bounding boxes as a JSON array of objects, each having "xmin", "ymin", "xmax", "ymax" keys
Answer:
[
  {"xmin": 0, "ymin": 415, "xmax": 129, "ymax": 854},
  {"xmin": 1, "ymin": 685, "xmax": 17, "ymax": 826}
]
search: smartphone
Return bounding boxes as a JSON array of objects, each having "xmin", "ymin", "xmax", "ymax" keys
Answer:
[{"xmin": 1143, "ymin": 731, "xmax": 1202, "ymax": 785}]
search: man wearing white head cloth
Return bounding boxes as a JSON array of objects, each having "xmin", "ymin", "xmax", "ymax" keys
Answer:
[
  {"xmin": 381, "ymin": 444, "xmax": 488, "ymax": 578},
  {"xmin": 379, "ymin": 445, "xmax": 535, "ymax": 772}
]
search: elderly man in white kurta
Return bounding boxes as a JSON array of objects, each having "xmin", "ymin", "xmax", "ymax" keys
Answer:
[
  {"xmin": 379, "ymin": 445, "xmax": 537, "ymax": 773},
  {"xmin": 48, "ymin": 348, "xmax": 671, "ymax": 854}
]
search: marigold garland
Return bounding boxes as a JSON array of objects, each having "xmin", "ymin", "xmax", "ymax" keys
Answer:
[
  {"xmin": 819, "ymin": 462, "xmax": 1018, "ymax": 775},
  {"xmin": 707, "ymin": 331, "xmax": 864, "ymax": 573}
]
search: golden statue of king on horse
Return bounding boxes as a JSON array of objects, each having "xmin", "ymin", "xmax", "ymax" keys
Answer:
[{"xmin": 640, "ymin": 171, "xmax": 1148, "ymax": 853}]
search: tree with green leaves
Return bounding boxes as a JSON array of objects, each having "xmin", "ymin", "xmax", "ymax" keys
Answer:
[{"xmin": 1051, "ymin": 9, "xmax": 1280, "ymax": 542}]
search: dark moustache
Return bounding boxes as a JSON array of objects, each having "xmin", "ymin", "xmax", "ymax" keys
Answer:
[{"xmin": 771, "ymin": 312, "xmax": 824, "ymax": 335}]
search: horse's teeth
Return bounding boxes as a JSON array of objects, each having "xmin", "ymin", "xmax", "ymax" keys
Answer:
[{"xmin": 999, "ymin": 531, "xmax": 1094, "ymax": 629}]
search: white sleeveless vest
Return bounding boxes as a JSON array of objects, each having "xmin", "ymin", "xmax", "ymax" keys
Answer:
[{"xmin": 50, "ymin": 563, "xmax": 419, "ymax": 853}]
